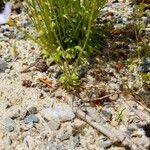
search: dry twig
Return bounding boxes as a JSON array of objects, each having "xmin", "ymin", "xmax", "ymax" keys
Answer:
[
  {"xmin": 73, "ymin": 105, "xmax": 146, "ymax": 150},
  {"xmin": 38, "ymin": 78, "xmax": 52, "ymax": 88}
]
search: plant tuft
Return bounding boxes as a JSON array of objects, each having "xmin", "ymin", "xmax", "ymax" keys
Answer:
[{"xmin": 25, "ymin": 0, "xmax": 107, "ymax": 89}]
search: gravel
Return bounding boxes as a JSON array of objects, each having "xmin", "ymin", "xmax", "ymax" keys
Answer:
[{"xmin": 0, "ymin": 0, "xmax": 150, "ymax": 149}]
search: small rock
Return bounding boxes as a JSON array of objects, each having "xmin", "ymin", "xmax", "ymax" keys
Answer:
[
  {"xmin": 137, "ymin": 105, "xmax": 144, "ymax": 111},
  {"xmin": 109, "ymin": 82, "xmax": 120, "ymax": 90},
  {"xmin": 10, "ymin": 109, "xmax": 20, "ymax": 119},
  {"xmin": 0, "ymin": 28, "xmax": 4, "ymax": 33},
  {"xmin": 142, "ymin": 16, "xmax": 150, "ymax": 25},
  {"xmin": 21, "ymin": 20, "xmax": 31, "ymax": 28},
  {"xmin": 5, "ymin": 69, "xmax": 11, "ymax": 74},
  {"xmin": 19, "ymin": 109, "xmax": 28, "ymax": 120},
  {"xmin": 4, "ymin": 117, "xmax": 16, "ymax": 132},
  {"xmin": 138, "ymin": 57, "xmax": 150, "ymax": 73},
  {"xmin": 24, "ymin": 114, "xmax": 39, "ymax": 124},
  {"xmin": 132, "ymin": 137, "xmax": 150, "ymax": 148},
  {"xmin": 20, "ymin": 124, "xmax": 31, "ymax": 131},
  {"xmin": 2, "ymin": 53, "xmax": 12, "ymax": 62},
  {"xmin": 127, "ymin": 123, "xmax": 138, "ymax": 132},
  {"xmin": 86, "ymin": 107, "xmax": 101, "ymax": 122},
  {"xmin": 73, "ymin": 135, "xmax": 80, "ymax": 147},
  {"xmin": 41, "ymin": 103, "xmax": 75, "ymax": 123},
  {"xmin": 56, "ymin": 144, "xmax": 63, "ymax": 150},
  {"xmin": 141, "ymin": 123, "xmax": 150, "ymax": 137},
  {"xmin": 0, "ymin": 60, "xmax": 8, "ymax": 72},
  {"xmin": 40, "ymin": 108, "xmax": 60, "ymax": 130},
  {"xmin": 99, "ymin": 140, "xmax": 112, "ymax": 149},
  {"xmin": 15, "ymin": 31, "xmax": 25, "ymax": 40},
  {"xmin": 131, "ymin": 128, "xmax": 145, "ymax": 137},
  {"xmin": 50, "ymin": 93, "xmax": 55, "ymax": 98},
  {"xmin": 58, "ymin": 132, "xmax": 70, "ymax": 141},
  {"xmin": 26, "ymin": 122, "xmax": 34, "ymax": 129},
  {"xmin": 28, "ymin": 107, "xmax": 38, "ymax": 114},
  {"xmin": 54, "ymin": 89, "xmax": 63, "ymax": 98},
  {"xmin": 46, "ymin": 141, "xmax": 57, "ymax": 150},
  {"xmin": 101, "ymin": 109, "xmax": 112, "ymax": 121},
  {"xmin": 5, "ymin": 100, "xmax": 12, "ymax": 109}
]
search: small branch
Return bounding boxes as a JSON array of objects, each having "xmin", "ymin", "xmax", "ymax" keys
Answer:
[
  {"xmin": 84, "ymin": 91, "xmax": 121, "ymax": 103},
  {"xmin": 132, "ymin": 93, "xmax": 150, "ymax": 113},
  {"xmin": 38, "ymin": 78, "xmax": 52, "ymax": 88},
  {"xmin": 73, "ymin": 106, "xmax": 146, "ymax": 150}
]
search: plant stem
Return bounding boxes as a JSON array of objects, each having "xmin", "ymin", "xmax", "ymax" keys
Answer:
[{"xmin": 74, "ymin": 0, "xmax": 96, "ymax": 70}]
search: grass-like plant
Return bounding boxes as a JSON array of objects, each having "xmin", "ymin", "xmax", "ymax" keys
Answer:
[
  {"xmin": 130, "ymin": 2, "xmax": 150, "ymax": 60},
  {"xmin": 127, "ymin": 2, "xmax": 150, "ymax": 89},
  {"xmin": 25, "ymin": 0, "xmax": 107, "ymax": 89}
]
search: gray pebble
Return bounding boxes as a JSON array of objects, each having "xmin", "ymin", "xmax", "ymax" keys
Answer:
[
  {"xmin": 109, "ymin": 82, "xmax": 120, "ymax": 90},
  {"xmin": 46, "ymin": 141, "xmax": 57, "ymax": 150},
  {"xmin": 99, "ymin": 140, "xmax": 112, "ymax": 149},
  {"xmin": 24, "ymin": 114, "xmax": 39, "ymax": 124},
  {"xmin": 0, "ymin": 60, "xmax": 8, "ymax": 72},
  {"xmin": 58, "ymin": 132, "xmax": 70, "ymax": 141},
  {"xmin": 73, "ymin": 135, "xmax": 80, "ymax": 147},
  {"xmin": 87, "ymin": 107, "xmax": 103, "ymax": 122},
  {"xmin": 41, "ymin": 104, "xmax": 75, "ymax": 123},
  {"xmin": 128, "ymin": 123, "xmax": 138, "ymax": 132},
  {"xmin": 21, "ymin": 20, "xmax": 31, "ymax": 28},
  {"xmin": 47, "ymin": 120, "xmax": 60, "ymax": 130},
  {"xmin": 138, "ymin": 57, "xmax": 150, "ymax": 73},
  {"xmin": 19, "ymin": 109, "xmax": 28, "ymax": 120},
  {"xmin": 15, "ymin": 32, "xmax": 25, "ymax": 40},
  {"xmin": 4, "ymin": 117, "xmax": 16, "ymax": 132},
  {"xmin": 0, "ymin": 28, "xmax": 4, "ymax": 33},
  {"xmin": 142, "ymin": 16, "xmax": 150, "ymax": 25},
  {"xmin": 26, "ymin": 122, "xmax": 34, "ymax": 129},
  {"xmin": 101, "ymin": 109, "xmax": 112, "ymax": 121},
  {"xmin": 3, "ymin": 55, "xmax": 12, "ymax": 62},
  {"xmin": 28, "ymin": 107, "xmax": 38, "ymax": 114},
  {"xmin": 5, "ymin": 69, "xmax": 11, "ymax": 74},
  {"xmin": 56, "ymin": 144, "xmax": 63, "ymax": 150},
  {"xmin": 50, "ymin": 93, "xmax": 55, "ymax": 98},
  {"xmin": 20, "ymin": 124, "xmax": 31, "ymax": 131},
  {"xmin": 116, "ymin": 16, "xmax": 123, "ymax": 23}
]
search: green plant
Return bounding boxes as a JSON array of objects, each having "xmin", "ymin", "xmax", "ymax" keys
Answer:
[
  {"xmin": 115, "ymin": 108, "xmax": 125, "ymax": 123},
  {"xmin": 10, "ymin": 40, "xmax": 18, "ymax": 59},
  {"xmin": 129, "ymin": 2, "xmax": 150, "ymax": 61},
  {"xmin": 24, "ymin": 0, "xmax": 107, "ymax": 89},
  {"xmin": 126, "ymin": 3, "xmax": 150, "ymax": 88},
  {"xmin": 142, "ymin": 72, "xmax": 150, "ymax": 89}
]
